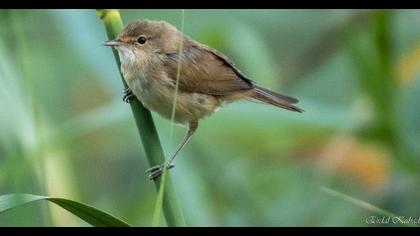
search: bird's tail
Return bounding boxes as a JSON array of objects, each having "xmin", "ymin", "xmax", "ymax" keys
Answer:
[{"xmin": 247, "ymin": 85, "xmax": 304, "ymax": 113}]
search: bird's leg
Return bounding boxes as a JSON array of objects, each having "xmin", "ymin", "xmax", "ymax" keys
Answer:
[
  {"xmin": 123, "ymin": 87, "xmax": 135, "ymax": 103},
  {"xmin": 146, "ymin": 121, "xmax": 198, "ymax": 180},
  {"xmin": 168, "ymin": 121, "xmax": 198, "ymax": 165}
]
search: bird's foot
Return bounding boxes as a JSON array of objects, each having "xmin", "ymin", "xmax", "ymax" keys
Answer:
[
  {"xmin": 123, "ymin": 88, "xmax": 135, "ymax": 103},
  {"xmin": 146, "ymin": 161, "xmax": 175, "ymax": 180}
]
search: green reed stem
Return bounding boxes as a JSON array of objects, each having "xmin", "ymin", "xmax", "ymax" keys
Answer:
[{"xmin": 96, "ymin": 9, "xmax": 185, "ymax": 227}]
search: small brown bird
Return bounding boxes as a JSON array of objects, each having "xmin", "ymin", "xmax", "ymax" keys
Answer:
[{"xmin": 104, "ymin": 20, "xmax": 303, "ymax": 179}]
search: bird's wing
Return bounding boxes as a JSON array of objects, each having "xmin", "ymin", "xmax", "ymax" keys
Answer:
[{"xmin": 162, "ymin": 40, "xmax": 254, "ymax": 95}]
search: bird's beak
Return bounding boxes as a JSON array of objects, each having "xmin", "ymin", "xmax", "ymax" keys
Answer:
[{"xmin": 103, "ymin": 39, "xmax": 122, "ymax": 47}]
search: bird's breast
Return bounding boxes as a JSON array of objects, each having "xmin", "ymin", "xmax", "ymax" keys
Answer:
[{"xmin": 122, "ymin": 70, "xmax": 220, "ymax": 124}]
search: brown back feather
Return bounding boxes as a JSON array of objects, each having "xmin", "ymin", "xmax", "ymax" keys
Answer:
[{"xmin": 163, "ymin": 38, "xmax": 254, "ymax": 95}]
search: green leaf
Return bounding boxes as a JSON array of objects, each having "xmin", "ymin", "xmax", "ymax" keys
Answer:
[{"xmin": 0, "ymin": 194, "xmax": 131, "ymax": 227}]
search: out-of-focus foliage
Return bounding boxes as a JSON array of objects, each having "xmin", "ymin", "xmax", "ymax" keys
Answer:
[{"xmin": 0, "ymin": 9, "xmax": 419, "ymax": 226}]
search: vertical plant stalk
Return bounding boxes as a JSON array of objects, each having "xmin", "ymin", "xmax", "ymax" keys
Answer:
[
  {"xmin": 371, "ymin": 10, "xmax": 396, "ymax": 144},
  {"xmin": 96, "ymin": 9, "xmax": 185, "ymax": 227}
]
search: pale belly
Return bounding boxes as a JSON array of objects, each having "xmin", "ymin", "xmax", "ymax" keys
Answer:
[{"xmin": 125, "ymin": 75, "xmax": 220, "ymax": 124}]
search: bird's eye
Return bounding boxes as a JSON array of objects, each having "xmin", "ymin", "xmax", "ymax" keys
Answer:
[{"xmin": 137, "ymin": 36, "xmax": 147, "ymax": 45}]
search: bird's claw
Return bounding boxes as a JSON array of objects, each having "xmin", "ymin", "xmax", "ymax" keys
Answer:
[
  {"xmin": 123, "ymin": 88, "xmax": 135, "ymax": 103},
  {"xmin": 146, "ymin": 162, "xmax": 175, "ymax": 180}
]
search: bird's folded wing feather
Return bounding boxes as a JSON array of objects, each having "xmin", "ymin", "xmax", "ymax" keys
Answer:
[{"xmin": 162, "ymin": 40, "xmax": 254, "ymax": 95}]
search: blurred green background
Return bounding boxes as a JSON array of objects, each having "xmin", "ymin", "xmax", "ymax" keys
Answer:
[{"xmin": 0, "ymin": 9, "xmax": 420, "ymax": 226}]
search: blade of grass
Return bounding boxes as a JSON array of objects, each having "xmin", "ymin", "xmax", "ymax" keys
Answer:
[
  {"xmin": 153, "ymin": 9, "xmax": 185, "ymax": 227},
  {"xmin": 320, "ymin": 187, "xmax": 417, "ymax": 227},
  {"xmin": 96, "ymin": 9, "xmax": 185, "ymax": 227},
  {"xmin": 0, "ymin": 194, "xmax": 131, "ymax": 227},
  {"xmin": 169, "ymin": 9, "xmax": 185, "ymax": 142}
]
